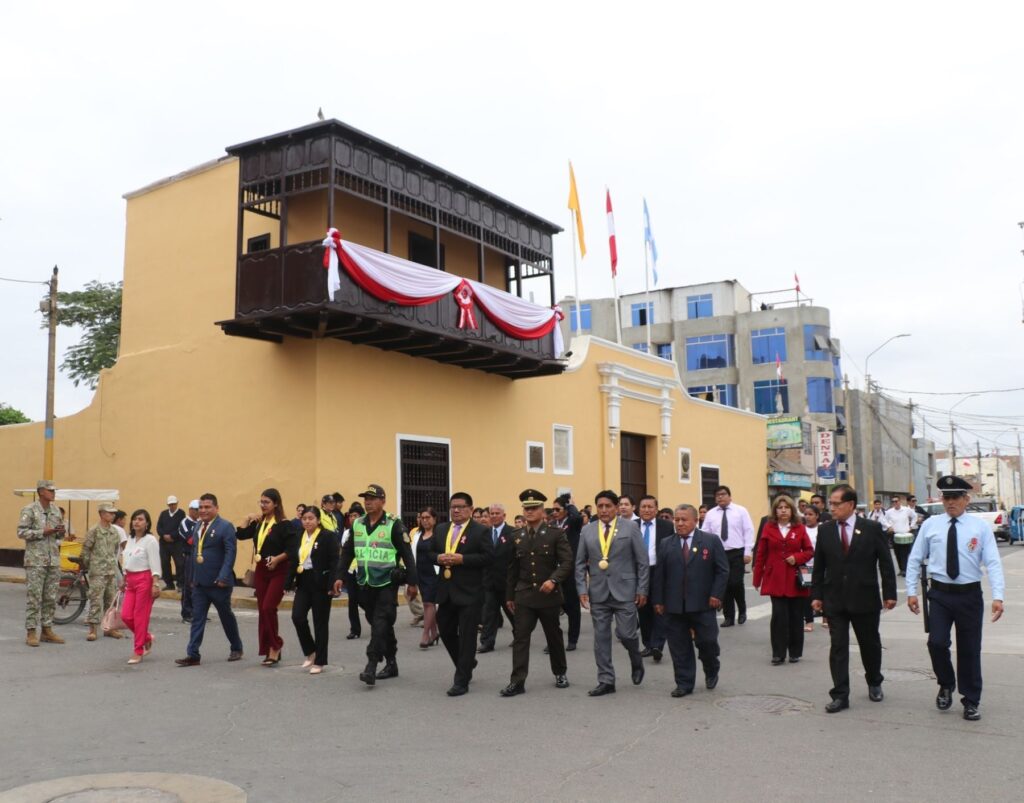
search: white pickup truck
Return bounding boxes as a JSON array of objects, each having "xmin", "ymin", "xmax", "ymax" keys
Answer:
[{"xmin": 919, "ymin": 498, "xmax": 1009, "ymax": 541}]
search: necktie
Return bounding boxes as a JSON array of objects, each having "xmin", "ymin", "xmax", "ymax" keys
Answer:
[
  {"xmin": 643, "ymin": 521, "xmax": 651, "ymax": 549},
  {"xmin": 947, "ymin": 518, "xmax": 960, "ymax": 580},
  {"xmin": 681, "ymin": 536, "xmax": 689, "ymax": 564},
  {"xmin": 492, "ymin": 527, "xmax": 499, "ymax": 546},
  {"xmin": 720, "ymin": 508, "xmax": 729, "ymax": 542},
  {"xmin": 604, "ymin": 522, "xmax": 610, "ymax": 538},
  {"xmin": 840, "ymin": 521, "xmax": 849, "ymax": 555}
]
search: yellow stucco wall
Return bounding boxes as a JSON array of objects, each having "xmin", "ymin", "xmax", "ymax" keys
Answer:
[{"xmin": 0, "ymin": 155, "xmax": 768, "ymax": 567}]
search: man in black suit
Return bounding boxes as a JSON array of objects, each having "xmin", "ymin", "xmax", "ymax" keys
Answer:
[
  {"xmin": 637, "ymin": 494, "xmax": 673, "ymax": 661},
  {"xmin": 478, "ymin": 502, "xmax": 515, "ymax": 653},
  {"xmin": 429, "ymin": 491, "xmax": 494, "ymax": 696},
  {"xmin": 550, "ymin": 493, "xmax": 583, "ymax": 650},
  {"xmin": 651, "ymin": 504, "xmax": 729, "ymax": 697},
  {"xmin": 811, "ymin": 484, "xmax": 897, "ymax": 713}
]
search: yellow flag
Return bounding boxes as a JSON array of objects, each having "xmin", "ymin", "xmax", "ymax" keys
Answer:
[{"xmin": 567, "ymin": 161, "xmax": 587, "ymax": 258}]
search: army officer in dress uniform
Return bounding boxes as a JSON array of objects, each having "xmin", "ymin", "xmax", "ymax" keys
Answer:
[
  {"xmin": 499, "ymin": 489, "xmax": 574, "ymax": 697},
  {"xmin": 906, "ymin": 475, "xmax": 1005, "ymax": 721}
]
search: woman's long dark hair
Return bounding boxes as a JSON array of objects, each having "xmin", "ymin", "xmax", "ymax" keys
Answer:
[
  {"xmin": 130, "ymin": 508, "xmax": 152, "ymax": 536},
  {"xmin": 262, "ymin": 488, "xmax": 286, "ymax": 523}
]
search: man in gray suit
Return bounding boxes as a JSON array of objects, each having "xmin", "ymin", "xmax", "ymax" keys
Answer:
[{"xmin": 575, "ymin": 489, "xmax": 649, "ymax": 696}]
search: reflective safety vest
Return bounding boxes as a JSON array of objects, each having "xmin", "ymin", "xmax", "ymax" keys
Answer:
[{"xmin": 352, "ymin": 515, "xmax": 398, "ymax": 587}]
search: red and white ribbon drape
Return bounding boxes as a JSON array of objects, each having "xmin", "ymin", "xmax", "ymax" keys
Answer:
[
  {"xmin": 321, "ymin": 228, "xmax": 343, "ymax": 299},
  {"xmin": 324, "ymin": 232, "xmax": 564, "ymax": 356}
]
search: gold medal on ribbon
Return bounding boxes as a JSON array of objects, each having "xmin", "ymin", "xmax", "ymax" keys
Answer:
[
  {"xmin": 597, "ymin": 519, "xmax": 617, "ymax": 571},
  {"xmin": 444, "ymin": 568, "xmax": 452, "ymax": 579},
  {"xmin": 598, "ymin": 558, "xmax": 609, "ymax": 570},
  {"xmin": 196, "ymin": 556, "xmax": 204, "ymax": 564}
]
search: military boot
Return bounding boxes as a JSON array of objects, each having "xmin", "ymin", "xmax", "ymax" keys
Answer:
[
  {"xmin": 40, "ymin": 627, "xmax": 65, "ymax": 644},
  {"xmin": 104, "ymin": 629, "xmax": 124, "ymax": 639},
  {"xmin": 376, "ymin": 659, "xmax": 399, "ymax": 680},
  {"xmin": 26, "ymin": 629, "xmax": 39, "ymax": 647},
  {"xmin": 87, "ymin": 624, "xmax": 97, "ymax": 641}
]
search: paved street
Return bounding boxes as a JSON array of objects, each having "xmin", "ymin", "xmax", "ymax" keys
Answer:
[{"xmin": 2, "ymin": 546, "xmax": 1022, "ymax": 802}]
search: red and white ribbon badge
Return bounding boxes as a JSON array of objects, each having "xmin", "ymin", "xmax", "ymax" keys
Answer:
[{"xmin": 454, "ymin": 279, "xmax": 477, "ymax": 329}]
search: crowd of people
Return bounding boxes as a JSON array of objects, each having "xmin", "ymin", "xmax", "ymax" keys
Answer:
[{"xmin": 16, "ymin": 475, "xmax": 1005, "ymax": 719}]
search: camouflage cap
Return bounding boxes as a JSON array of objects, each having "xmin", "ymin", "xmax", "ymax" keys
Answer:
[
  {"xmin": 37, "ymin": 480, "xmax": 56, "ymax": 491},
  {"xmin": 98, "ymin": 503, "xmax": 118, "ymax": 513}
]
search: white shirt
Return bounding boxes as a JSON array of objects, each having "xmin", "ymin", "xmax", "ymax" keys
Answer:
[
  {"xmin": 122, "ymin": 533, "xmax": 161, "ymax": 575},
  {"xmin": 703, "ymin": 502, "xmax": 756, "ymax": 555},
  {"xmin": 639, "ymin": 518, "xmax": 659, "ymax": 565},
  {"xmin": 867, "ymin": 509, "xmax": 886, "ymax": 524},
  {"xmin": 884, "ymin": 506, "xmax": 915, "ymax": 533},
  {"xmin": 113, "ymin": 524, "xmax": 128, "ymax": 546}
]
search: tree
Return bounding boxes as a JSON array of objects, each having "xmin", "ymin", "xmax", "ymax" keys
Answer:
[
  {"xmin": 42, "ymin": 281, "xmax": 123, "ymax": 388},
  {"xmin": 0, "ymin": 403, "xmax": 31, "ymax": 425}
]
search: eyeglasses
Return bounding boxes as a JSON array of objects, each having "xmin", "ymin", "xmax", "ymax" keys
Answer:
[{"xmin": 449, "ymin": 504, "xmax": 469, "ymax": 510}]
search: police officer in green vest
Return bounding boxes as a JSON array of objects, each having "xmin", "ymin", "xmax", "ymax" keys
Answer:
[{"xmin": 338, "ymin": 484, "xmax": 418, "ymax": 686}]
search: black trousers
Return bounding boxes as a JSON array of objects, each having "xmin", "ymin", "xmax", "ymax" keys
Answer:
[
  {"xmin": 927, "ymin": 586, "xmax": 984, "ymax": 705},
  {"xmin": 826, "ymin": 609, "xmax": 883, "ymax": 700},
  {"xmin": 438, "ymin": 599, "xmax": 483, "ymax": 687},
  {"xmin": 160, "ymin": 540, "xmax": 184, "ymax": 587},
  {"xmin": 638, "ymin": 598, "xmax": 667, "ymax": 650},
  {"xmin": 479, "ymin": 586, "xmax": 514, "ymax": 648},
  {"xmin": 894, "ymin": 541, "xmax": 913, "ymax": 574},
  {"xmin": 359, "ymin": 583, "xmax": 398, "ymax": 664},
  {"xmin": 510, "ymin": 603, "xmax": 566, "ymax": 684},
  {"xmin": 769, "ymin": 596, "xmax": 806, "ymax": 659},
  {"xmin": 561, "ymin": 588, "xmax": 582, "ymax": 646},
  {"xmin": 665, "ymin": 610, "xmax": 719, "ymax": 691},
  {"xmin": 291, "ymin": 572, "xmax": 332, "ymax": 666},
  {"xmin": 721, "ymin": 549, "xmax": 747, "ymax": 622},
  {"xmin": 345, "ymin": 571, "xmax": 361, "ymax": 636}
]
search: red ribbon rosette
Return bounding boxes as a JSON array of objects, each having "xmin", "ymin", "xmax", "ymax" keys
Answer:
[{"xmin": 454, "ymin": 279, "xmax": 477, "ymax": 329}]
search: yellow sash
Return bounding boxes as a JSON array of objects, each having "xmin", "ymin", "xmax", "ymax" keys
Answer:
[
  {"xmin": 297, "ymin": 527, "xmax": 321, "ymax": 574},
  {"xmin": 256, "ymin": 518, "xmax": 274, "ymax": 558},
  {"xmin": 598, "ymin": 518, "xmax": 618, "ymax": 561}
]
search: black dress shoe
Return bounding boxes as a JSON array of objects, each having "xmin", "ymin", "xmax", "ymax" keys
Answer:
[
  {"xmin": 631, "ymin": 661, "xmax": 645, "ymax": 686},
  {"xmin": 446, "ymin": 684, "xmax": 468, "ymax": 697},
  {"xmin": 359, "ymin": 661, "xmax": 377, "ymax": 686},
  {"xmin": 227, "ymin": 651, "xmax": 243, "ymax": 662},
  {"xmin": 543, "ymin": 645, "xmax": 550, "ymax": 654},
  {"xmin": 499, "ymin": 682, "xmax": 525, "ymax": 697},
  {"xmin": 963, "ymin": 704, "xmax": 981, "ymax": 721},
  {"xmin": 477, "ymin": 644, "xmax": 494, "ymax": 654},
  {"xmin": 705, "ymin": 673, "xmax": 719, "ymax": 690},
  {"xmin": 554, "ymin": 674, "xmax": 570, "ymax": 689},
  {"xmin": 566, "ymin": 642, "xmax": 577, "ymax": 652},
  {"xmin": 376, "ymin": 661, "xmax": 399, "ymax": 679},
  {"xmin": 936, "ymin": 686, "xmax": 953, "ymax": 711},
  {"xmin": 651, "ymin": 648, "xmax": 663, "ymax": 663},
  {"xmin": 771, "ymin": 656, "xmax": 784, "ymax": 665},
  {"xmin": 825, "ymin": 698, "xmax": 849, "ymax": 713},
  {"xmin": 671, "ymin": 687, "xmax": 693, "ymax": 698},
  {"xmin": 868, "ymin": 685, "xmax": 883, "ymax": 702},
  {"xmin": 788, "ymin": 656, "xmax": 800, "ymax": 664},
  {"xmin": 640, "ymin": 647, "xmax": 654, "ymax": 658},
  {"xmin": 738, "ymin": 613, "xmax": 747, "ymax": 624},
  {"xmin": 721, "ymin": 621, "xmax": 735, "ymax": 628},
  {"xmin": 175, "ymin": 656, "xmax": 200, "ymax": 667},
  {"xmin": 346, "ymin": 632, "xmax": 360, "ymax": 640},
  {"xmin": 588, "ymin": 683, "xmax": 616, "ymax": 697}
]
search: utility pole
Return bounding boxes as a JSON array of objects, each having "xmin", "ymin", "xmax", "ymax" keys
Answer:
[
  {"xmin": 843, "ymin": 374, "xmax": 854, "ymax": 490},
  {"xmin": 976, "ymin": 441, "xmax": 983, "ymax": 496},
  {"xmin": 1017, "ymin": 430, "xmax": 1023, "ymax": 507},
  {"xmin": 908, "ymin": 399, "xmax": 915, "ymax": 495},
  {"xmin": 950, "ymin": 419, "xmax": 957, "ymax": 474},
  {"xmin": 44, "ymin": 266, "xmax": 58, "ymax": 481},
  {"xmin": 865, "ymin": 376, "xmax": 876, "ymax": 504}
]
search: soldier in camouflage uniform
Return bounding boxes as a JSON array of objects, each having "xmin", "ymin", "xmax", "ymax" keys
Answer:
[
  {"xmin": 17, "ymin": 480, "xmax": 67, "ymax": 646},
  {"xmin": 80, "ymin": 503, "xmax": 124, "ymax": 641}
]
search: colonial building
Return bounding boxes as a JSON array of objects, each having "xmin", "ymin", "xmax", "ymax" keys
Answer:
[{"xmin": 0, "ymin": 121, "xmax": 768, "ymax": 566}]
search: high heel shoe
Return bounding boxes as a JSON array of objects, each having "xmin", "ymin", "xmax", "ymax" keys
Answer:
[
  {"xmin": 262, "ymin": 652, "xmax": 281, "ymax": 666},
  {"xmin": 301, "ymin": 654, "xmax": 315, "ymax": 669}
]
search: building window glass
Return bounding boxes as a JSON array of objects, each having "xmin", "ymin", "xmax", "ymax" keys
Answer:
[
  {"xmin": 656, "ymin": 343, "xmax": 673, "ymax": 360},
  {"xmin": 630, "ymin": 302, "xmax": 654, "ymax": 326},
  {"xmin": 526, "ymin": 441, "xmax": 545, "ymax": 473},
  {"xmin": 753, "ymin": 379, "xmax": 789, "ymax": 414},
  {"xmin": 687, "ymin": 294, "xmax": 713, "ymax": 319},
  {"xmin": 807, "ymin": 377, "xmax": 834, "ymax": 413},
  {"xmin": 685, "ymin": 334, "xmax": 734, "ymax": 371},
  {"xmin": 569, "ymin": 304, "xmax": 592, "ymax": 332},
  {"xmin": 804, "ymin": 324, "xmax": 831, "ymax": 361},
  {"xmin": 751, "ymin": 327, "xmax": 787, "ymax": 365},
  {"xmin": 632, "ymin": 343, "xmax": 649, "ymax": 353},
  {"xmin": 553, "ymin": 425, "xmax": 573, "ymax": 475},
  {"xmin": 688, "ymin": 384, "xmax": 738, "ymax": 407},
  {"xmin": 832, "ymin": 354, "xmax": 842, "ymax": 388}
]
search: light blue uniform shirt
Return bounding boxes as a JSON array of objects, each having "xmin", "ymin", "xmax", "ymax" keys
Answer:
[{"xmin": 905, "ymin": 512, "xmax": 1005, "ymax": 600}]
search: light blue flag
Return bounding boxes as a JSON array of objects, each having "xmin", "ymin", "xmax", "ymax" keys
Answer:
[{"xmin": 643, "ymin": 198, "xmax": 659, "ymax": 285}]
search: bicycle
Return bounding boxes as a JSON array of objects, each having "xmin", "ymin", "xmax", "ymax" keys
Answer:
[{"xmin": 54, "ymin": 556, "xmax": 89, "ymax": 625}]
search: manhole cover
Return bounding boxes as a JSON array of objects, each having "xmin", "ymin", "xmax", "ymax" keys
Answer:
[
  {"xmin": 715, "ymin": 694, "xmax": 813, "ymax": 715},
  {"xmin": 884, "ymin": 668, "xmax": 934, "ymax": 682},
  {"xmin": 51, "ymin": 789, "xmax": 180, "ymax": 802}
]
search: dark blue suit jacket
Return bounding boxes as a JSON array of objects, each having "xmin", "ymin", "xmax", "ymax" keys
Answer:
[
  {"xmin": 190, "ymin": 516, "xmax": 237, "ymax": 587},
  {"xmin": 650, "ymin": 529, "xmax": 729, "ymax": 614}
]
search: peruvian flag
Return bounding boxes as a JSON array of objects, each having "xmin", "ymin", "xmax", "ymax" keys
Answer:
[
  {"xmin": 794, "ymin": 272, "xmax": 801, "ymax": 293},
  {"xmin": 776, "ymin": 353, "xmax": 784, "ymax": 381},
  {"xmin": 606, "ymin": 188, "xmax": 618, "ymax": 277}
]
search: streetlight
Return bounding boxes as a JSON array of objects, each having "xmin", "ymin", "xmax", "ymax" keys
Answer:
[
  {"xmin": 948, "ymin": 393, "xmax": 980, "ymax": 476},
  {"xmin": 863, "ymin": 333, "xmax": 911, "ymax": 504}
]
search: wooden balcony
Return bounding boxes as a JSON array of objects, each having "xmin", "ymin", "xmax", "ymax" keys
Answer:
[{"xmin": 218, "ymin": 241, "xmax": 565, "ymax": 378}]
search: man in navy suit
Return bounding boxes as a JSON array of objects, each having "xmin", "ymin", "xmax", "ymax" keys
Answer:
[
  {"xmin": 651, "ymin": 504, "xmax": 729, "ymax": 697},
  {"xmin": 175, "ymin": 493, "xmax": 244, "ymax": 666}
]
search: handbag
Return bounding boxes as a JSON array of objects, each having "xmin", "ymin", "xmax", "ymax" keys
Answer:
[
  {"xmin": 797, "ymin": 565, "xmax": 813, "ymax": 589},
  {"xmin": 103, "ymin": 589, "xmax": 127, "ymax": 632},
  {"xmin": 241, "ymin": 541, "xmax": 257, "ymax": 588}
]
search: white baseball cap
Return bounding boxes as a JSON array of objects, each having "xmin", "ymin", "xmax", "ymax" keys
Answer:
[
  {"xmin": 167, "ymin": 495, "xmax": 178, "ymax": 505},
  {"xmin": 189, "ymin": 499, "xmax": 200, "ymax": 510}
]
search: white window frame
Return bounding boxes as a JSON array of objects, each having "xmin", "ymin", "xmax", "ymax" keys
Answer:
[
  {"xmin": 678, "ymin": 448, "xmax": 692, "ymax": 484},
  {"xmin": 552, "ymin": 424, "xmax": 574, "ymax": 475},
  {"xmin": 526, "ymin": 440, "xmax": 546, "ymax": 473}
]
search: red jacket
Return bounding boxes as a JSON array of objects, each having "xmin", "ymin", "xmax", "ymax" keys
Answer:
[{"xmin": 753, "ymin": 521, "xmax": 814, "ymax": 598}]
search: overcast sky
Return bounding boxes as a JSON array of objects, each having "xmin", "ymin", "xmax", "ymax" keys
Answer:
[{"xmin": 1, "ymin": 1, "xmax": 1022, "ymax": 457}]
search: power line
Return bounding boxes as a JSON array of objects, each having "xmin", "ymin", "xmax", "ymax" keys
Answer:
[
  {"xmin": 879, "ymin": 384, "xmax": 1024, "ymax": 396},
  {"xmin": 0, "ymin": 276, "xmax": 48, "ymax": 285}
]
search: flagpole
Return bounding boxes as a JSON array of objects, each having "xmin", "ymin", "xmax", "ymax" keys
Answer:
[
  {"xmin": 571, "ymin": 212, "xmax": 582, "ymax": 334},
  {"xmin": 644, "ymin": 239, "xmax": 652, "ymax": 351},
  {"xmin": 611, "ymin": 273, "xmax": 623, "ymax": 344}
]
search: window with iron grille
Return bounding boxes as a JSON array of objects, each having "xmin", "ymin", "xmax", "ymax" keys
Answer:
[{"xmin": 399, "ymin": 439, "xmax": 450, "ymax": 531}]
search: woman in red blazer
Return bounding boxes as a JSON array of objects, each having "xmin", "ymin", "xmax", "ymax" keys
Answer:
[{"xmin": 753, "ymin": 495, "xmax": 815, "ymax": 665}]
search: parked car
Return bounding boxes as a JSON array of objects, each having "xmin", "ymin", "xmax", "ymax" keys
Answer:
[{"xmin": 920, "ymin": 498, "xmax": 1009, "ymax": 541}]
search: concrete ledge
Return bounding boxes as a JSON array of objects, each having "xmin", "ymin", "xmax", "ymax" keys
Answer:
[{"xmin": 0, "ymin": 771, "xmax": 245, "ymax": 802}]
